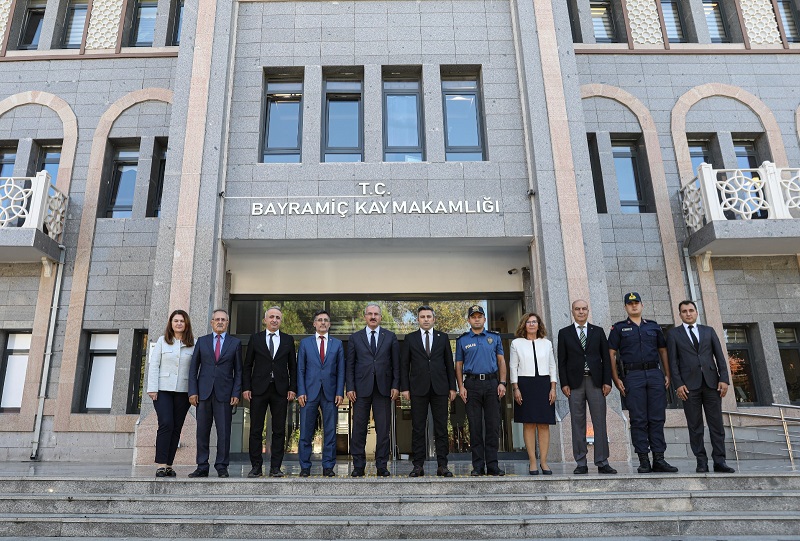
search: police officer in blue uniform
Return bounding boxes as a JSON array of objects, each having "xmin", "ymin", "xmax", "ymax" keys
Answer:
[
  {"xmin": 609, "ymin": 292, "xmax": 679, "ymax": 474},
  {"xmin": 455, "ymin": 305, "xmax": 507, "ymax": 476}
]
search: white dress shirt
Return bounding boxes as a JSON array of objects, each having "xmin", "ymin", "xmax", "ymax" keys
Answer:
[
  {"xmin": 509, "ymin": 337, "xmax": 558, "ymax": 384},
  {"xmin": 266, "ymin": 330, "xmax": 281, "ymax": 353},
  {"xmin": 683, "ymin": 322, "xmax": 700, "ymax": 343},
  {"xmin": 365, "ymin": 326, "xmax": 381, "ymax": 347}
]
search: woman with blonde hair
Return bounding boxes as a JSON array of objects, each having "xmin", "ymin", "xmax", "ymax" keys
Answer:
[{"xmin": 510, "ymin": 312, "xmax": 557, "ymax": 475}]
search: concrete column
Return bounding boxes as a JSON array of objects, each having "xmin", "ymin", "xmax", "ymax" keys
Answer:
[
  {"xmin": 595, "ymin": 132, "xmax": 624, "ymax": 214},
  {"xmin": 302, "ymin": 65, "xmax": 322, "ymax": 164},
  {"xmin": 111, "ymin": 328, "xmax": 135, "ymax": 415},
  {"xmin": 363, "ymin": 64, "xmax": 382, "ymax": 163},
  {"xmin": 570, "ymin": 0, "xmax": 597, "ymax": 43},
  {"xmin": 12, "ymin": 138, "xmax": 36, "ymax": 176},
  {"xmin": 132, "ymin": 136, "xmax": 156, "ymax": 219},
  {"xmin": 152, "ymin": 0, "xmax": 173, "ymax": 46},
  {"xmin": 716, "ymin": 131, "xmax": 738, "ymax": 169},
  {"xmin": 754, "ymin": 322, "xmax": 790, "ymax": 405},
  {"xmin": 422, "ymin": 63, "xmax": 444, "ymax": 163},
  {"xmin": 684, "ymin": 0, "xmax": 712, "ymax": 43},
  {"xmin": 40, "ymin": 0, "xmax": 66, "ymax": 50}
]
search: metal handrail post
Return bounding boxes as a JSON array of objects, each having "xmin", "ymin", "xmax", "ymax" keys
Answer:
[
  {"xmin": 728, "ymin": 412, "xmax": 739, "ymax": 463},
  {"xmin": 778, "ymin": 407, "xmax": 795, "ymax": 469}
]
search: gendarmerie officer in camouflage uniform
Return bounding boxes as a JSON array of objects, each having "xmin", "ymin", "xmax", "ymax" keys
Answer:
[
  {"xmin": 608, "ymin": 292, "xmax": 678, "ymax": 474},
  {"xmin": 455, "ymin": 305, "xmax": 507, "ymax": 476}
]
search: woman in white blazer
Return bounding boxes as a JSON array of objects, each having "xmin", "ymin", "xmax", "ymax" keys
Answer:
[
  {"xmin": 147, "ymin": 309, "xmax": 195, "ymax": 477},
  {"xmin": 510, "ymin": 312, "xmax": 557, "ymax": 475}
]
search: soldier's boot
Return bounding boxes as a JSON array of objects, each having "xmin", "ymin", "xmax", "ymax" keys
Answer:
[
  {"xmin": 652, "ymin": 452, "xmax": 679, "ymax": 473},
  {"xmin": 637, "ymin": 452, "xmax": 652, "ymax": 473}
]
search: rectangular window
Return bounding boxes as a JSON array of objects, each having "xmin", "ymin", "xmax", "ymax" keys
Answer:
[
  {"xmin": 323, "ymin": 78, "xmax": 363, "ymax": 162},
  {"xmin": 62, "ymin": 1, "xmax": 87, "ymax": 49},
  {"xmin": 776, "ymin": 326, "xmax": 800, "ymax": 405},
  {"xmin": 689, "ymin": 141, "xmax": 711, "ymax": 174},
  {"xmin": 82, "ymin": 333, "xmax": 118, "ymax": 412},
  {"xmin": 591, "ymin": 0, "xmax": 617, "ymax": 43},
  {"xmin": 661, "ymin": 0, "xmax": 687, "ymax": 42},
  {"xmin": 777, "ymin": 0, "xmax": 800, "ymax": 42},
  {"xmin": 441, "ymin": 78, "xmax": 485, "ymax": 161},
  {"xmin": 732, "ymin": 140, "xmax": 768, "ymax": 219},
  {"xmin": 703, "ymin": 0, "xmax": 730, "ymax": 43},
  {"xmin": 105, "ymin": 149, "xmax": 139, "ymax": 218},
  {"xmin": 130, "ymin": 0, "xmax": 157, "ymax": 47},
  {"xmin": 127, "ymin": 331, "xmax": 148, "ymax": 414},
  {"xmin": 263, "ymin": 80, "xmax": 303, "ymax": 163},
  {"xmin": 0, "ymin": 333, "xmax": 31, "ymax": 412},
  {"xmin": 724, "ymin": 326, "xmax": 759, "ymax": 405},
  {"xmin": 147, "ymin": 144, "xmax": 166, "ymax": 217},
  {"xmin": 0, "ymin": 149, "xmax": 16, "ymax": 176},
  {"xmin": 383, "ymin": 78, "xmax": 424, "ymax": 162},
  {"xmin": 38, "ymin": 147, "xmax": 61, "ymax": 186},
  {"xmin": 18, "ymin": 1, "xmax": 46, "ymax": 50},
  {"xmin": 171, "ymin": 0, "xmax": 184, "ymax": 45},
  {"xmin": 612, "ymin": 141, "xmax": 647, "ymax": 213},
  {"xmin": 587, "ymin": 134, "xmax": 607, "ymax": 214}
]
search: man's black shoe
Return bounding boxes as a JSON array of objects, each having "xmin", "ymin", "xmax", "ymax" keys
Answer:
[
  {"xmin": 247, "ymin": 466, "xmax": 262, "ymax": 478},
  {"xmin": 436, "ymin": 466, "xmax": 453, "ymax": 477},
  {"xmin": 598, "ymin": 465, "xmax": 617, "ymax": 474},
  {"xmin": 409, "ymin": 466, "xmax": 424, "ymax": 478},
  {"xmin": 268, "ymin": 468, "xmax": 284, "ymax": 478},
  {"xmin": 487, "ymin": 468, "xmax": 505, "ymax": 476},
  {"xmin": 637, "ymin": 453, "xmax": 652, "ymax": 473},
  {"xmin": 217, "ymin": 468, "xmax": 229, "ymax": 478},
  {"xmin": 322, "ymin": 468, "xmax": 336, "ymax": 477},
  {"xmin": 350, "ymin": 467, "xmax": 365, "ymax": 477},
  {"xmin": 696, "ymin": 460, "xmax": 709, "ymax": 473},
  {"xmin": 470, "ymin": 468, "xmax": 485, "ymax": 477},
  {"xmin": 713, "ymin": 462, "xmax": 736, "ymax": 473},
  {"xmin": 188, "ymin": 468, "xmax": 208, "ymax": 478},
  {"xmin": 376, "ymin": 467, "xmax": 391, "ymax": 477},
  {"xmin": 652, "ymin": 453, "xmax": 678, "ymax": 473},
  {"xmin": 573, "ymin": 465, "xmax": 589, "ymax": 474},
  {"xmin": 299, "ymin": 468, "xmax": 311, "ymax": 477}
]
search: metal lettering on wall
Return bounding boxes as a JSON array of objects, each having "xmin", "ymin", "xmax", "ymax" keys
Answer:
[{"xmin": 247, "ymin": 182, "xmax": 501, "ymax": 218}]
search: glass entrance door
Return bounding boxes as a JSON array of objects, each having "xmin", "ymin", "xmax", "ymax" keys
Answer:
[{"xmin": 230, "ymin": 295, "xmax": 524, "ymax": 461}]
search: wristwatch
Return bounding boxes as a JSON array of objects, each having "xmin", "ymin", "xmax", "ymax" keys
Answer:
[{"xmin": 500, "ymin": 381, "xmax": 507, "ymax": 386}]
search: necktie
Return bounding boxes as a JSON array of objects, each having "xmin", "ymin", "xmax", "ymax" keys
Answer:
[
  {"xmin": 579, "ymin": 326, "xmax": 589, "ymax": 371},
  {"xmin": 688, "ymin": 325, "xmax": 700, "ymax": 351},
  {"xmin": 425, "ymin": 331, "xmax": 431, "ymax": 357},
  {"xmin": 319, "ymin": 336, "xmax": 325, "ymax": 365},
  {"xmin": 268, "ymin": 333, "xmax": 275, "ymax": 357},
  {"xmin": 370, "ymin": 330, "xmax": 377, "ymax": 355},
  {"xmin": 214, "ymin": 334, "xmax": 221, "ymax": 363}
]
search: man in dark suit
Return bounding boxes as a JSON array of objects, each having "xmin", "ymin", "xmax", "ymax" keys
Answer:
[
  {"xmin": 667, "ymin": 300, "xmax": 735, "ymax": 473},
  {"xmin": 188, "ymin": 309, "xmax": 242, "ymax": 478},
  {"xmin": 400, "ymin": 305, "xmax": 457, "ymax": 478},
  {"xmin": 558, "ymin": 299, "xmax": 617, "ymax": 475},
  {"xmin": 242, "ymin": 306, "xmax": 297, "ymax": 478},
  {"xmin": 346, "ymin": 303, "xmax": 400, "ymax": 477},
  {"xmin": 297, "ymin": 309, "xmax": 344, "ymax": 477}
]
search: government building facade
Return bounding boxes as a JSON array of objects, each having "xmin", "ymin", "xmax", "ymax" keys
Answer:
[{"xmin": 0, "ymin": 0, "xmax": 798, "ymax": 464}]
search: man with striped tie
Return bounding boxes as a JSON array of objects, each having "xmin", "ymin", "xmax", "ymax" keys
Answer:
[{"xmin": 557, "ymin": 300, "xmax": 617, "ymax": 475}]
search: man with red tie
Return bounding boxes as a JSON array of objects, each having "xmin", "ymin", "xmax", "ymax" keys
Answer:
[
  {"xmin": 297, "ymin": 310, "xmax": 345, "ymax": 477},
  {"xmin": 188, "ymin": 309, "xmax": 242, "ymax": 478}
]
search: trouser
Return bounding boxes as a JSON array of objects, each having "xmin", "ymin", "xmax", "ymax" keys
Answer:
[
  {"xmin": 152, "ymin": 390, "xmax": 190, "ymax": 465},
  {"xmin": 298, "ymin": 390, "xmax": 337, "ymax": 469},
  {"xmin": 248, "ymin": 383, "xmax": 289, "ymax": 469},
  {"xmin": 568, "ymin": 375, "xmax": 610, "ymax": 467},
  {"xmin": 464, "ymin": 377, "xmax": 501, "ymax": 472},
  {"xmin": 195, "ymin": 394, "xmax": 233, "ymax": 472},
  {"xmin": 350, "ymin": 390, "xmax": 392, "ymax": 469},
  {"xmin": 624, "ymin": 368, "xmax": 667, "ymax": 454},
  {"xmin": 683, "ymin": 381, "xmax": 727, "ymax": 464},
  {"xmin": 410, "ymin": 391, "xmax": 449, "ymax": 468}
]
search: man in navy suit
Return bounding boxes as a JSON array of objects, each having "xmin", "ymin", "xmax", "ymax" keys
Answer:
[
  {"xmin": 667, "ymin": 300, "xmax": 735, "ymax": 473},
  {"xmin": 347, "ymin": 303, "xmax": 400, "ymax": 477},
  {"xmin": 400, "ymin": 305, "xmax": 456, "ymax": 478},
  {"xmin": 188, "ymin": 309, "xmax": 242, "ymax": 478},
  {"xmin": 297, "ymin": 309, "xmax": 344, "ymax": 477}
]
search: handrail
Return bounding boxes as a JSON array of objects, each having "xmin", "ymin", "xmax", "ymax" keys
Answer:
[{"xmin": 723, "ymin": 405, "xmax": 800, "ymax": 468}]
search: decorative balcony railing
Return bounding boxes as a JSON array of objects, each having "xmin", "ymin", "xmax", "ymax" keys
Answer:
[
  {"xmin": 681, "ymin": 162, "xmax": 800, "ymax": 234},
  {"xmin": 0, "ymin": 171, "xmax": 68, "ymax": 242}
]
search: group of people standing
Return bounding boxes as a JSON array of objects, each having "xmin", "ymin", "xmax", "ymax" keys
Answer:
[{"xmin": 146, "ymin": 294, "xmax": 735, "ymax": 478}]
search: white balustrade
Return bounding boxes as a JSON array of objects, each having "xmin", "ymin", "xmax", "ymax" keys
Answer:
[
  {"xmin": 680, "ymin": 161, "xmax": 799, "ymax": 233},
  {"xmin": 0, "ymin": 171, "xmax": 68, "ymax": 241}
]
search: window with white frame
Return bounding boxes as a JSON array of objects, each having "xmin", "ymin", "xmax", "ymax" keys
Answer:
[
  {"xmin": 0, "ymin": 333, "xmax": 31, "ymax": 412},
  {"xmin": 82, "ymin": 333, "xmax": 118, "ymax": 412}
]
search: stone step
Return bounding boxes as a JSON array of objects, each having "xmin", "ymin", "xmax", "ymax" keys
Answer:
[
  {"xmin": 1, "ymin": 490, "xmax": 797, "ymax": 516},
  {"xmin": 1, "ymin": 511, "xmax": 799, "ymax": 538}
]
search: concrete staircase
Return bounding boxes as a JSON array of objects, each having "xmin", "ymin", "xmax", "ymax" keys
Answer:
[{"xmin": 1, "ymin": 472, "xmax": 799, "ymax": 538}]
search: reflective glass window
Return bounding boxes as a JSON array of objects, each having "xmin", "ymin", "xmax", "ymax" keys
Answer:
[
  {"xmin": 263, "ymin": 80, "xmax": 303, "ymax": 163},
  {"xmin": 19, "ymin": 3, "xmax": 46, "ymax": 49},
  {"xmin": 62, "ymin": 2, "xmax": 87, "ymax": 49},
  {"xmin": 130, "ymin": 0, "xmax": 157, "ymax": 46},
  {"xmin": 441, "ymin": 77, "xmax": 485, "ymax": 162},
  {"xmin": 106, "ymin": 150, "xmax": 138, "ymax": 218},
  {"xmin": 384, "ymin": 79, "xmax": 423, "ymax": 162}
]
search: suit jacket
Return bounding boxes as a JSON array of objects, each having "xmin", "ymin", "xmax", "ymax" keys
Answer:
[
  {"xmin": 346, "ymin": 327, "xmax": 400, "ymax": 397},
  {"xmin": 400, "ymin": 329, "xmax": 456, "ymax": 396},
  {"xmin": 297, "ymin": 335, "xmax": 345, "ymax": 402},
  {"xmin": 557, "ymin": 323, "xmax": 612, "ymax": 389},
  {"xmin": 188, "ymin": 333, "xmax": 243, "ymax": 401},
  {"xmin": 243, "ymin": 330, "xmax": 297, "ymax": 396},
  {"xmin": 667, "ymin": 324, "xmax": 729, "ymax": 391}
]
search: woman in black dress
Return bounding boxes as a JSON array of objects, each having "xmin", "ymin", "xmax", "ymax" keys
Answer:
[{"xmin": 510, "ymin": 313, "xmax": 557, "ymax": 474}]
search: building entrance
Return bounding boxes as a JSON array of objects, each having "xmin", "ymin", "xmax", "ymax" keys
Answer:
[{"xmin": 228, "ymin": 296, "xmax": 525, "ymax": 462}]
